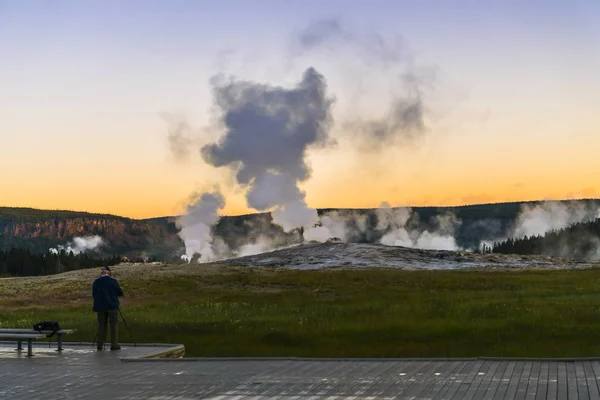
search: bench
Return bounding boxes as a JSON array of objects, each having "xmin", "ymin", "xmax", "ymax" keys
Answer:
[
  {"xmin": 0, "ymin": 333, "xmax": 47, "ymax": 357},
  {"xmin": 0, "ymin": 329, "xmax": 76, "ymax": 356}
]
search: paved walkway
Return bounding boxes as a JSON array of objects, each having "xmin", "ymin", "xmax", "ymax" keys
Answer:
[{"xmin": 2, "ymin": 342, "xmax": 600, "ymax": 399}]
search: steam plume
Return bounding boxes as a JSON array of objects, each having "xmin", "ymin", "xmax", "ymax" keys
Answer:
[
  {"xmin": 349, "ymin": 74, "xmax": 427, "ymax": 148},
  {"xmin": 376, "ymin": 202, "xmax": 460, "ymax": 251},
  {"xmin": 163, "ymin": 113, "xmax": 194, "ymax": 162},
  {"xmin": 176, "ymin": 191, "xmax": 228, "ymax": 262},
  {"xmin": 50, "ymin": 235, "xmax": 104, "ymax": 255},
  {"xmin": 294, "ymin": 19, "xmax": 406, "ymax": 63},
  {"xmin": 512, "ymin": 200, "xmax": 600, "ymax": 238},
  {"xmin": 201, "ymin": 67, "xmax": 335, "ymax": 233},
  {"xmin": 237, "ymin": 235, "xmax": 278, "ymax": 257},
  {"xmin": 302, "ymin": 210, "xmax": 362, "ymax": 242},
  {"xmin": 307, "ymin": 204, "xmax": 462, "ymax": 251},
  {"xmin": 163, "ymin": 20, "xmax": 457, "ymax": 257},
  {"xmin": 293, "ymin": 18, "xmax": 433, "ymax": 150}
]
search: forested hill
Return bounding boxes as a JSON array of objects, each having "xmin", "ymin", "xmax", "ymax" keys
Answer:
[
  {"xmin": 492, "ymin": 218, "xmax": 600, "ymax": 259},
  {"xmin": 2, "ymin": 199, "xmax": 600, "ymax": 260},
  {"xmin": 0, "ymin": 248, "xmax": 121, "ymax": 277}
]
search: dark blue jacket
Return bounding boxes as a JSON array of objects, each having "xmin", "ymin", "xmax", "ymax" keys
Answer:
[{"xmin": 92, "ymin": 275, "xmax": 124, "ymax": 312}]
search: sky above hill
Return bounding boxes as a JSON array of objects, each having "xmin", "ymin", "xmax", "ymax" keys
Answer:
[{"xmin": 1, "ymin": 0, "xmax": 599, "ymax": 219}]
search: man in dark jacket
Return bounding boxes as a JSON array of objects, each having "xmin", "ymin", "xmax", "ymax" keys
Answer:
[{"xmin": 92, "ymin": 266, "xmax": 124, "ymax": 350}]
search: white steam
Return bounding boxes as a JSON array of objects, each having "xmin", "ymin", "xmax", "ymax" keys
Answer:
[
  {"xmin": 49, "ymin": 235, "xmax": 104, "ymax": 255},
  {"xmin": 304, "ymin": 203, "xmax": 461, "ymax": 251},
  {"xmin": 292, "ymin": 18, "xmax": 435, "ymax": 151},
  {"xmin": 165, "ymin": 19, "xmax": 448, "ymax": 258},
  {"xmin": 236, "ymin": 235, "xmax": 278, "ymax": 257},
  {"xmin": 512, "ymin": 201, "xmax": 600, "ymax": 238},
  {"xmin": 303, "ymin": 210, "xmax": 368, "ymax": 243},
  {"xmin": 166, "ymin": 21, "xmax": 600, "ymax": 260},
  {"xmin": 376, "ymin": 202, "xmax": 460, "ymax": 251},
  {"xmin": 200, "ymin": 67, "xmax": 334, "ymax": 234},
  {"xmin": 176, "ymin": 191, "xmax": 228, "ymax": 262},
  {"xmin": 480, "ymin": 200, "xmax": 600, "ymax": 254}
]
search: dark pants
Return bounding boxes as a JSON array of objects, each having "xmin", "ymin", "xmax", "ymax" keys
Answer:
[{"xmin": 96, "ymin": 310, "xmax": 118, "ymax": 349}]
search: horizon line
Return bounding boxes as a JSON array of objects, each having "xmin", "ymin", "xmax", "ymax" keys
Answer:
[{"xmin": 1, "ymin": 196, "xmax": 599, "ymax": 221}]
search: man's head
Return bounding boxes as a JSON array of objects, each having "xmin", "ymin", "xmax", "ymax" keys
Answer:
[{"xmin": 100, "ymin": 266, "xmax": 111, "ymax": 276}]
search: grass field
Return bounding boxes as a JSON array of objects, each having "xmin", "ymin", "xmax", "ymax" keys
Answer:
[{"xmin": 2, "ymin": 262, "xmax": 600, "ymax": 358}]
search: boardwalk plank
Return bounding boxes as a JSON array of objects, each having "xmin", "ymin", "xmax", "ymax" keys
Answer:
[
  {"xmin": 379, "ymin": 361, "xmax": 432, "ymax": 398},
  {"xmin": 433, "ymin": 361, "xmax": 471, "ymax": 400},
  {"xmin": 344, "ymin": 360, "xmax": 390, "ymax": 398},
  {"xmin": 450, "ymin": 360, "xmax": 485, "ymax": 400},
  {"xmin": 413, "ymin": 360, "xmax": 458, "ymax": 399},
  {"xmin": 535, "ymin": 362, "xmax": 549, "ymax": 400},
  {"xmin": 513, "ymin": 361, "xmax": 532, "ymax": 400},
  {"xmin": 546, "ymin": 361, "xmax": 558, "ymax": 400},
  {"xmin": 558, "ymin": 362, "xmax": 569, "ymax": 400},
  {"xmin": 358, "ymin": 360, "xmax": 401, "ymax": 399},
  {"xmin": 504, "ymin": 361, "xmax": 525, "ymax": 400},
  {"xmin": 461, "ymin": 360, "xmax": 492, "ymax": 400},
  {"xmin": 576, "ymin": 360, "xmax": 591, "ymax": 400},
  {"xmin": 590, "ymin": 362, "xmax": 600, "ymax": 400},
  {"xmin": 472, "ymin": 361, "xmax": 501, "ymax": 399},
  {"xmin": 483, "ymin": 360, "xmax": 507, "ymax": 400},
  {"xmin": 401, "ymin": 361, "xmax": 445, "ymax": 399},
  {"xmin": 535, "ymin": 361, "xmax": 550, "ymax": 400},
  {"xmin": 435, "ymin": 360, "xmax": 472, "ymax": 400},
  {"xmin": 492, "ymin": 360, "xmax": 516, "ymax": 400},
  {"xmin": 525, "ymin": 361, "xmax": 541, "ymax": 398},
  {"xmin": 583, "ymin": 361, "xmax": 600, "ymax": 400},
  {"xmin": 567, "ymin": 362, "xmax": 580, "ymax": 399}
]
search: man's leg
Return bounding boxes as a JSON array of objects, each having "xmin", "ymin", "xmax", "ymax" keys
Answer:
[
  {"xmin": 96, "ymin": 311, "xmax": 107, "ymax": 350},
  {"xmin": 108, "ymin": 309, "xmax": 120, "ymax": 350}
]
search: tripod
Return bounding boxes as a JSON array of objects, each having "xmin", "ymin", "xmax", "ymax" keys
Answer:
[{"xmin": 118, "ymin": 308, "xmax": 137, "ymax": 347}]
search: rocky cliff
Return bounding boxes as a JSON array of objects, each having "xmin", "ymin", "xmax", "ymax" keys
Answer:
[{"xmin": 0, "ymin": 207, "xmax": 183, "ymax": 259}]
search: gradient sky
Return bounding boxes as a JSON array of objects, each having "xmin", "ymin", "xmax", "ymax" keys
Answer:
[{"xmin": 1, "ymin": 0, "xmax": 599, "ymax": 219}]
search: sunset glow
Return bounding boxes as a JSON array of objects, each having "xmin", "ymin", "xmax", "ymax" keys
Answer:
[{"xmin": 1, "ymin": 1, "xmax": 599, "ymax": 219}]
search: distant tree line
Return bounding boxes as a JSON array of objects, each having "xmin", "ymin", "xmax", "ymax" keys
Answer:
[
  {"xmin": 0, "ymin": 248, "xmax": 122, "ymax": 277},
  {"xmin": 490, "ymin": 218, "xmax": 600, "ymax": 259}
]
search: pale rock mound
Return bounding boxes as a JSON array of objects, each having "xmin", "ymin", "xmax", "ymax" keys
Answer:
[{"xmin": 212, "ymin": 242, "xmax": 597, "ymax": 270}]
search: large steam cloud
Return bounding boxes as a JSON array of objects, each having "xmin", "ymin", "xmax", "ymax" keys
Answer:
[
  {"xmin": 169, "ymin": 20, "xmax": 443, "ymax": 261},
  {"xmin": 201, "ymin": 67, "xmax": 335, "ymax": 232},
  {"xmin": 174, "ymin": 67, "xmax": 338, "ymax": 261}
]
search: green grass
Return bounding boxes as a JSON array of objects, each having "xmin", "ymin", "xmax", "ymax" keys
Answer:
[{"xmin": 3, "ymin": 266, "xmax": 600, "ymax": 358}]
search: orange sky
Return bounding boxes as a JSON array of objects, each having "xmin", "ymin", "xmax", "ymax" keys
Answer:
[
  {"xmin": 1, "ymin": 104, "xmax": 598, "ymax": 219},
  {"xmin": 2, "ymin": 128, "xmax": 599, "ymax": 219}
]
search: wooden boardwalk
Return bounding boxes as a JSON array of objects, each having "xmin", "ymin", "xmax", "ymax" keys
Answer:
[{"xmin": 2, "ymin": 342, "xmax": 600, "ymax": 399}]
